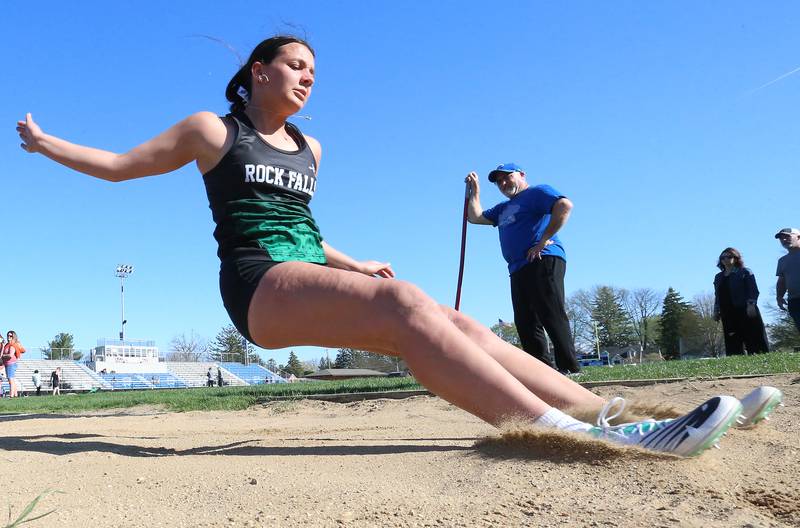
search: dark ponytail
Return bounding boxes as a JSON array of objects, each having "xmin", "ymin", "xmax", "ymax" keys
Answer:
[{"xmin": 225, "ymin": 35, "xmax": 315, "ymax": 114}]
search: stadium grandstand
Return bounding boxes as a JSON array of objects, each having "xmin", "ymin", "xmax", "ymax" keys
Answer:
[{"xmin": 0, "ymin": 338, "xmax": 287, "ymax": 394}]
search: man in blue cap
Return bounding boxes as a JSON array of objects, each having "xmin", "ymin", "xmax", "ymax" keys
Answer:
[{"xmin": 465, "ymin": 164, "xmax": 579, "ymax": 374}]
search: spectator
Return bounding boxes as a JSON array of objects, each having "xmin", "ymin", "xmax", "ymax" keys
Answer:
[
  {"xmin": 713, "ymin": 247, "xmax": 768, "ymax": 355},
  {"xmin": 0, "ymin": 336, "xmax": 5, "ymax": 398},
  {"xmin": 32, "ymin": 369, "xmax": 42, "ymax": 396},
  {"xmin": 465, "ymin": 166, "xmax": 580, "ymax": 374},
  {"xmin": 207, "ymin": 367, "xmax": 214, "ymax": 387},
  {"xmin": 775, "ymin": 227, "xmax": 800, "ymax": 332},
  {"xmin": 51, "ymin": 367, "xmax": 61, "ymax": 395},
  {"xmin": 217, "ymin": 367, "xmax": 223, "ymax": 388},
  {"xmin": 2, "ymin": 330, "xmax": 26, "ymax": 397}
]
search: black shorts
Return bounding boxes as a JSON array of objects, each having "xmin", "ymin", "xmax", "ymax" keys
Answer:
[{"xmin": 219, "ymin": 250, "xmax": 283, "ymax": 344}]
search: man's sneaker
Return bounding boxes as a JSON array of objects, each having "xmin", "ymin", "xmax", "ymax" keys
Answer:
[
  {"xmin": 736, "ymin": 386, "xmax": 784, "ymax": 428},
  {"xmin": 587, "ymin": 396, "xmax": 742, "ymax": 457}
]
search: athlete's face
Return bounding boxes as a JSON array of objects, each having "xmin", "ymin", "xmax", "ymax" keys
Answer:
[
  {"xmin": 258, "ymin": 43, "xmax": 315, "ymax": 113},
  {"xmin": 495, "ymin": 171, "xmax": 528, "ymax": 198}
]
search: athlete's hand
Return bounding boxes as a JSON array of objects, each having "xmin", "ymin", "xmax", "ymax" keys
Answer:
[
  {"xmin": 746, "ymin": 303, "xmax": 758, "ymax": 318},
  {"xmin": 464, "ymin": 171, "xmax": 481, "ymax": 198},
  {"xmin": 777, "ymin": 297, "xmax": 787, "ymax": 311},
  {"xmin": 526, "ymin": 239, "xmax": 554, "ymax": 261},
  {"xmin": 17, "ymin": 113, "xmax": 44, "ymax": 154},
  {"xmin": 359, "ymin": 261, "xmax": 395, "ymax": 279}
]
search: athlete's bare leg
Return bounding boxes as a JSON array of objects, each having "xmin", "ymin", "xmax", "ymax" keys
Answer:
[
  {"xmin": 438, "ymin": 305, "xmax": 603, "ymax": 409},
  {"xmin": 250, "ymin": 262, "xmax": 579, "ymax": 425}
]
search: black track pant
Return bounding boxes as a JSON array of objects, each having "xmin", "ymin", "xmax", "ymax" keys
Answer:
[
  {"xmin": 510, "ymin": 256, "xmax": 580, "ymax": 373},
  {"xmin": 720, "ymin": 306, "xmax": 769, "ymax": 355}
]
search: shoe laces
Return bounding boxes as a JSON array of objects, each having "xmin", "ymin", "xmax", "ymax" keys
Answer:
[
  {"xmin": 596, "ymin": 397, "xmax": 627, "ymax": 429},
  {"xmin": 596, "ymin": 397, "xmax": 659, "ymax": 437}
]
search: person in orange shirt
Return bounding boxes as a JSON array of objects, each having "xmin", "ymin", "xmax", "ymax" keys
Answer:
[
  {"xmin": 2, "ymin": 330, "xmax": 26, "ymax": 397},
  {"xmin": 0, "ymin": 335, "xmax": 5, "ymax": 397}
]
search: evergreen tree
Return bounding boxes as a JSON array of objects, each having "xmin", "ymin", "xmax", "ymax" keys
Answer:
[
  {"xmin": 318, "ymin": 356, "xmax": 333, "ymax": 370},
  {"xmin": 591, "ymin": 286, "xmax": 636, "ymax": 348},
  {"xmin": 658, "ymin": 288, "xmax": 692, "ymax": 360},
  {"xmin": 350, "ymin": 350, "xmax": 400, "ymax": 372},
  {"xmin": 329, "ymin": 348, "xmax": 399, "ymax": 372},
  {"xmin": 266, "ymin": 358, "xmax": 278, "ymax": 372},
  {"xmin": 284, "ymin": 351, "xmax": 305, "ymax": 377},
  {"xmin": 208, "ymin": 325, "xmax": 258, "ymax": 363},
  {"xmin": 768, "ymin": 311, "xmax": 800, "ymax": 350},
  {"xmin": 334, "ymin": 348, "xmax": 354, "ymax": 368},
  {"xmin": 43, "ymin": 332, "xmax": 80, "ymax": 360}
]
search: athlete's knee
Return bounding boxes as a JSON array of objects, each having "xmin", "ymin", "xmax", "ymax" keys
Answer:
[
  {"xmin": 438, "ymin": 304, "xmax": 472, "ymax": 332},
  {"xmin": 379, "ymin": 281, "xmax": 439, "ymax": 324}
]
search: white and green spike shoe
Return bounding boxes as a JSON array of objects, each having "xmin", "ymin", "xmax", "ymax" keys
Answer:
[
  {"xmin": 735, "ymin": 386, "xmax": 784, "ymax": 428},
  {"xmin": 587, "ymin": 396, "xmax": 742, "ymax": 457}
]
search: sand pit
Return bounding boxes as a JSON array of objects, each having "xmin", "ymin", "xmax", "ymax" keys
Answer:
[{"xmin": 1, "ymin": 375, "xmax": 798, "ymax": 527}]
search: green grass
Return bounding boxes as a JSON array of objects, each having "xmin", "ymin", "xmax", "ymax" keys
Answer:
[
  {"xmin": 0, "ymin": 377, "xmax": 423, "ymax": 414},
  {"xmin": 574, "ymin": 350, "xmax": 800, "ymax": 382},
  {"xmin": 4, "ymin": 490, "xmax": 62, "ymax": 528},
  {"xmin": 0, "ymin": 351, "xmax": 797, "ymax": 415}
]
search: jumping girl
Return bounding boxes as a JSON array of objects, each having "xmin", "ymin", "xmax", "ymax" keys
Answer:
[{"xmin": 17, "ymin": 35, "xmax": 774, "ymax": 455}]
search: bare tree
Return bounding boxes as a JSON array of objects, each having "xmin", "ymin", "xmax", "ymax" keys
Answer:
[
  {"xmin": 690, "ymin": 292, "xmax": 723, "ymax": 357},
  {"xmin": 566, "ymin": 289, "xmax": 594, "ymax": 353},
  {"xmin": 167, "ymin": 331, "xmax": 208, "ymax": 362},
  {"xmin": 620, "ymin": 287, "xmax": 662, "ymax": 361}
]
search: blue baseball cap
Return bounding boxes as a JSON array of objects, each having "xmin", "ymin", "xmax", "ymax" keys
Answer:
[{"xmin": 488, "ymin": 162, "xmax": 524, "ymax": 183}]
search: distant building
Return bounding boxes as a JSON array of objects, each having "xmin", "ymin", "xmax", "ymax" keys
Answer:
[
  {"xmin": 89, "ymin": 338, "xmax": 163, "ymax": 374},
  {"xmin": 306, "ymin": 368, "xmax": 387, "ymax": 381}
]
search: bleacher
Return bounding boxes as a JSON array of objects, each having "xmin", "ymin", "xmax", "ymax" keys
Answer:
[
  {"xmin": 0, "ymin": 360, "xmax": 281, "ymax": 395},
  {"xmin": 220, "ymin": 363, "xmax": 286, "ymax": 384},
  {"xmin": 99, "ymin": 372, "xmax": 188, "ymax": 390},
  {"xmin": 2, "ymin": 360, "xmax": 108, "ymax": 393},
  {"xmin": 165, "ymin": 362, "xmax": 247, "ymax": 387}
]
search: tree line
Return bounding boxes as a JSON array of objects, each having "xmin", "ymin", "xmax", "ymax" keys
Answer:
[
  {"xmin": 492, "ymin": 286, "xmax": 800, "ymax": 359},
  {"xmin": 42, "ymin": 287, "xmax": 798, "ymax": 377}
]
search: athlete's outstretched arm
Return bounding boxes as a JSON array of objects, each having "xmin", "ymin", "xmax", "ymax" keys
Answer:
[
  {"xmin": 321, "ymin": 241, "xmax": 395, "ymax": 278},
  {"xmin": 16, "ymin": 112, "xmax": 224, "ymax": 182}
]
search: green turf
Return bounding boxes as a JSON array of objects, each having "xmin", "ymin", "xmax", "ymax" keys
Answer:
[
  {"xmin": 572, "ymin": 350, "xmax": 800, "ymax": 382},
  {"xmin": 0, "ymin": 377, "xmax": 422, "ymax": 414},
  {"xmin": 0, "ymin": 351, "xmax": 796, "ymax": 415}
]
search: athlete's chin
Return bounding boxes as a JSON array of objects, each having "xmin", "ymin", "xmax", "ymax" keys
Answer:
[{"xmin": 287, "ymin": 94, "xmax": 308, "ymax": 111}]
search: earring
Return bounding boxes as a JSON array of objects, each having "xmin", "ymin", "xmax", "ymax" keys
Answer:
[{"xmin": 259, "ymin": 74, "xmax": 269, "ymax": 83}]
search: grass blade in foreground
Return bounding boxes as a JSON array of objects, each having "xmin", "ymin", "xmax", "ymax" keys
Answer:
[{"xmin": 4, "ymin": 490, "xmax": 62, "ymax": 528}]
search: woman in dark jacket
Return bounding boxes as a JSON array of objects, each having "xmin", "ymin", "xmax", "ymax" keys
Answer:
[{"xmin": 713, "ymin": 248, "xmax": 769, "ymax": 355}]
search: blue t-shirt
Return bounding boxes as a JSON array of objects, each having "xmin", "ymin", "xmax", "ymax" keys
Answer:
[{"xmin": 483, "ymin": 185, "xmax": 567, "ymax": 274}]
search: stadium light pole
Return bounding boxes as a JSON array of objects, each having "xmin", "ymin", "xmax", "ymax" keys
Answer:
[{"xmin": 115, "ymin": 264, "xmax": 134, "ymax": 342}]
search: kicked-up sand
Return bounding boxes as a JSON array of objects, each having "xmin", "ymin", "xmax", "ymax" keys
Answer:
[{"xmin": 1, "ymin": 375, "xmax": 798, "ymax": 527}]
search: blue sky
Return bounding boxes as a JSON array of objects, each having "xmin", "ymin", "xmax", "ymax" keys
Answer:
[{"xmin": 2, "ymin": 1, "xmax": 798, "ymax": 365}]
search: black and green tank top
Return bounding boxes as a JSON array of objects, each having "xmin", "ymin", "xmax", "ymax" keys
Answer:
[{"xmin": 202, "ymin": 112, "xmax": 326, "ymax": 264}]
